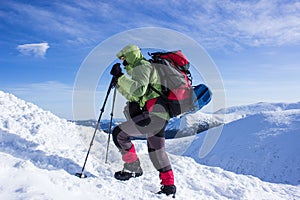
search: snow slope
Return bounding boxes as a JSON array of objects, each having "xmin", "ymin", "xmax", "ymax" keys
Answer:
[
  {"xmin": 184, "ymin": 103, "xmax": 300, "ymax": 186},
  {"xmin": 0, "ymin": 90, "xmax": 299, "ymax": 199}
]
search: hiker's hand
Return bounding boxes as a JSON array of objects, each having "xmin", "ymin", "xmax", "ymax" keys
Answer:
[
  {"xmin": 111, "ymin": 76, "xmax": 118, "ymax": 88},
  {"xmin": 110, "ymin": 63, "xmax": 123, "ymax": 78}
]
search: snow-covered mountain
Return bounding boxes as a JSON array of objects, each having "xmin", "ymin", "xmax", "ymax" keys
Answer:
[
  {"xmin": 217, "ymin": 102, "xmax": 300, "ymax": 115},
  {"xmin": 0, "ymin": 90, "xmax": 299, "ymax": 199},
  {"xmin": 184, "ymin": 105, "xmax": 300, "ymax": 185}
]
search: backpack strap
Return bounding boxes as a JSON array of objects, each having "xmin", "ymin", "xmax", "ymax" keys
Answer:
[
  {"xmin": 148, "ymin": 84, "xmax": 165, "ymax": 100},
  {"xmin": 147, "ymin": 65, "xmax": 171, "ymax": 115},
  {"xmin": 147, "ymin": 64, "xmax": 168, "ymax": 101}
]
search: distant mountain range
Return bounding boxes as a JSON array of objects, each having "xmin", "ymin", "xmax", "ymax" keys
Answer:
[{"xmin": 69, "ymin": 111, "xmax": 222, "ymax": 139}]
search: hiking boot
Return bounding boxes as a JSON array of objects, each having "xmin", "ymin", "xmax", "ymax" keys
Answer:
[
  {"xmin": 114, "ymin": 159, "xmax": 143, "ymax": 181},
  {"xmin": 157, "ymin": 185, "xmax": 176, "ymax": 198}
]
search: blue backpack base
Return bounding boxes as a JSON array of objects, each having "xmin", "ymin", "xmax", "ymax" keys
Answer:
[{"xmin": 192, "ymin": 84, "xmax": 212, "ymax": 111}]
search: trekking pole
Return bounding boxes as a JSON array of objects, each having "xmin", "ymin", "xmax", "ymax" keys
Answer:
[
  {"xmin": 105, "ymin": 85, "xmax": 117, "ymax": 164},
  {"xmin": 75, "ymin": 77, "xmax": 117, "ymax": 178}
]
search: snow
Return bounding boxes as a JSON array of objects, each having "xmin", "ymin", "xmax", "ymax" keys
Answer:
[
  {"xmin": 0, "ymin": 90, "xmax": 299, "ymax": 199},
  {"xmin": 183, "ymin": 109, "xmax": 300, "ymax": 186}
]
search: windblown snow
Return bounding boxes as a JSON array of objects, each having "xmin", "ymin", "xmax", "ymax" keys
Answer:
[{"xmin": 0, "ymin": 90, "xmax": 299, "ymax": 199}]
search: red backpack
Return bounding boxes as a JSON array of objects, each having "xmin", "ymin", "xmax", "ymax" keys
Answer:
[{"xmin": 148, "ymin": 50, "xmax": 193, "ymax": 117}]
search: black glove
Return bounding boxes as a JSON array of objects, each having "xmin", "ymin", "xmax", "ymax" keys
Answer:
[
  {"xmin": 110, "ymin": 63, "xmax": 123, "ymax": 78},
  {"xmin": 111, "ymin": 76, "xmax": 118, "ymax": 88}
]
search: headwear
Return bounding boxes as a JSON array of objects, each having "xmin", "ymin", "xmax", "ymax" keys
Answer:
[
  {"xmin": 116, "ymin": 44, "xmax": 140, "ymax": 59},
  {"xmin": 116, "ymin": 45, "xmax": 142, "ymax": 66}
]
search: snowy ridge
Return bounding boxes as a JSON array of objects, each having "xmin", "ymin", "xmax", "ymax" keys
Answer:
[
  {"xmin": 0, "ymin": 91, "xmax": 84, "ymax": 158},
  {"xmin": 0, "ymin": 90, "xmax": 299, "ymax": 199},
  {"xmin": 213, "ymin": 102, "xmax": 300, "ymax": 125},
  {"xmin": 216, "ymin": 102, "xmax": 300, "ymax": 117},
  {"xmin": 184, "ymin": 105, "xmax": 300, "ymax": 185},
  {"xmin": 0, "ymin": 91, "xmax": 94, "ymax": 178}
]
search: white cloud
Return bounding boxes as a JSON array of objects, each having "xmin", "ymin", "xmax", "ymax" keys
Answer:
[
  {"xmin": 5, "ymin": 1, "xmax": 300, "ymax": 52},
  {"xmin": 216, "ymin": 1, "xmax": 299, "ymax": 47},
  {"xmin": 17, "ymin": 42, "xmax": 49, "ymax": 57},
  {"xmin": 145, "ymin": 0, "xmax": 300, "ymax": 49}
]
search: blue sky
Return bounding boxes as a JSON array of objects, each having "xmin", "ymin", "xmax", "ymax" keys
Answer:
[{"xmin": 1, "ymin": 0, "xmax": 300, "ymax": 119}]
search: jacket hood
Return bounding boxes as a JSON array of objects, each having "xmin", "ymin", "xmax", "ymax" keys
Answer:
[{"xmin": 116, "ymin": 45, "xmax": 143, "ymax": 66}]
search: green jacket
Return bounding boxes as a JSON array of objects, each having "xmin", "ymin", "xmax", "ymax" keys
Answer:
[{"xmin": 116, "ymin": 45, "xmax": 169, "ymax": 120}]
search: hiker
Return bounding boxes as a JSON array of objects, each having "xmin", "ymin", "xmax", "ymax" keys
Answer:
[{"xmin": 110, "ymin": 44, "xmax": 176, "ymax": 196}]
